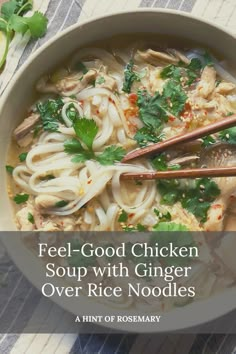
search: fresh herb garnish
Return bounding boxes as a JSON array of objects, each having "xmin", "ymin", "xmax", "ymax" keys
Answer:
[
  {"xmin": 96, "ymin": 145, "xmax": 125, "ymax": 165},
  {"xmin": 219, "ymin": 127, "xmax": 236, "ymax": 144},
  {"xmin": 73, "ymin": 118, "xmax": 98, "ymax": 150},
  {"xmin": 151, "ymin": 154, "xmax": 168, "ymax": 171},
  {"xmin": 76, "ymin": 61, "xmax": 88, "ymax": 74},
  {"xmin": 161, "ymin": 58, "xmax": 203, "ymax": 86},
  {"xmin": 158, "ymin": 177, "xmax": 220, "ymax": 223},
  {"xmin": 153, "ymin": 222, "xmax": 189, "ymax": 231},
  {"xmin": 118, "ymin": 210, "xmax": 128, "ymax": 223},
  {"xmin": 18, "ymin": 152, "xmax": 28, "ymax": 162},
  {"xmin": 27, "ymin": 212, "xmax": 34, "ymax": 224},
  {"xmin": 122, "ymin": 59, "xmax": 140, "ymax": 93},
  {"xmin": 134, "ymin": 127, "xmax": 164, "ymax": 147},
  {"xmin": 36, "ymin": 98, "xmax": 64, "ymax": 132},
  {"xmin": 96, "ymin": 76, "xmax": 105, "ymax": 85},
  {"xmin": 13, "ymin": 193, "xmax": 29, "ymax": 204},
  {"xmin": 123, "ymin": 223, "xmax": 147, "ymax": 232},
  {"xmin": 5, "ymin": 165, "xmax": 14, "ymax": 174},
  {"xmin": 66, "ymin": 103, "xmax": 79, "ymax": 123},
  {"xmin": 55, "ymin": 200, "xmax": 69, "ymax": 208},
  {"xmin": 64, "ymin": 118, "xmax": 125, "ymax": 165},
  {"xmin": 153, "ymin": 208, "xmax": 171, "ymax": 222},
  {"xmin": 0, "ymin": 0, "xmax": 47, "ymax": 69},
  {"xmin": 201, "ymin": 135, "xmax": 216, "ymax": 147}
]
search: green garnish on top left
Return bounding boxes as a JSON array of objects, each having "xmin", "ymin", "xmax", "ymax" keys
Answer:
[{"xmin": 0, "ymin": 0, "xmax": 48, "ymax": 69}]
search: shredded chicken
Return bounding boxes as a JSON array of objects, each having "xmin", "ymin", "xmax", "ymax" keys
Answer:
[
  {"xmin": 16, "ymin": 206, "xmax": 35, "ymax": 231},
  {"xmin": 215, "ymin": 82, "xmax": 236, "ymax": 94},
  {"xmin": 197, "ymin": 66, "xmax": 216, "ymax": 98},
  {"xmin": 37, "ymin": 70, "xmax": 97, "ymax": 94}
]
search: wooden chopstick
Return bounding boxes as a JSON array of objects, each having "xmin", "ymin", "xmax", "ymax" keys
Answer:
[
  {"xmin": 122, "ymin": 115, "xmax": 236, "ymax": 162},
  {"xmin": 121, "ymin": 167, "xmax": 236, "ymax": 180}
]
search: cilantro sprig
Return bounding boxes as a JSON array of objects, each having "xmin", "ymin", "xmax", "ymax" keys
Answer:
[
  {"xmin": 0, "ymin": 0, "xmax": 48, "ymax": 69},
  {"xmin": 64, "ymin": 118, "xmax": 125, "ymax": 165},
  {"xmin": 122, "ymin": 59, "xmax": 141, "ymax": 93}
]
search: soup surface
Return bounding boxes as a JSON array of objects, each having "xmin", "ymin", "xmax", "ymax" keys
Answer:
[{"xmin": 6, "ymin": 36, "xmax": 236, "ymax": 311}]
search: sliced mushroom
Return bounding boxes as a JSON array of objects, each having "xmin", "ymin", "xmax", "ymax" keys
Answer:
[{"xmin": 14, "ymin": 113, "xmax": 40, "ymax": 142}]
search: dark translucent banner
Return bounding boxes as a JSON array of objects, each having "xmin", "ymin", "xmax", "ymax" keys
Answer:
[{"xmin": 0, "ymin": 231, "xmax": 235, "ymax": 333}]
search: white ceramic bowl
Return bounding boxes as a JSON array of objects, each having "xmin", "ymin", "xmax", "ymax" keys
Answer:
[{"xmin": 0, "ymin": 10, "xmax": 236, "ymax": 332}]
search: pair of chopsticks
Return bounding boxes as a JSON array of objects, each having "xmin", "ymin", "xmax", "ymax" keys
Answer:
[{"xmin": 121, "ymin": 115, "xmax": 236, "ymax": 180}]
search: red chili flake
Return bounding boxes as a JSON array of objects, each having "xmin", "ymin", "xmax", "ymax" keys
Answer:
[
  {"xmin": 128, "ymin": 93, "xmax": 138, "ymax": 105},
  {"xmin": 108, "ymin": 97, "xmax": 115, "ymax": 104},
  {"xmin": 168, "ymin": 116, "xmax": 175, "ymax": 122},
  {"xmin": 80, "ymin": 100, "xmax": 84, "ymax": 106},
  {"xmin": 87, "ymin": 179, "xmax": 92, "ymax": 185},
  {"xmin": 217, "ymin": 215, "xmax": 222, "ymax": 220},
  {"xmin": 129, "ymin": 213, "xmax": 135, "ymax": 218},
  {"xmin": 96, "ymin": 110, "xmax": 99, "ymax": 114}
]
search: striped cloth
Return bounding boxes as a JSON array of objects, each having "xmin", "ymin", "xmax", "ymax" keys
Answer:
[{"xmin": 1, "ymin": 0, "xmax": 236, "ymax": 353}]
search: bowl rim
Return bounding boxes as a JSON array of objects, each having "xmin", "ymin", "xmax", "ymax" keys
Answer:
[{"xmin": 1, "ymin": 9, "xmax": 236, "ymax": 333}]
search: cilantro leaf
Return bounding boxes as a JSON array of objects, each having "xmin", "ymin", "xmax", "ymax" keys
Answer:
[
  {"xmin": 151, "ymin": 154, "xmax": 168, "ymax": 171},
  {"xmin": 73, "ymin": 118, "xmax": 98, "ymax": 150},
  {"xmin": 96, "ymin": 76, "xmax": 105, "ymax": 85},
  {"xmin": 27, "ymin": 212, "xmax": 34, "ymax": 224},
  {"xmin": 5, "ymin": 165, "xmax": 14, "ymax": 174},
  {"xmin": 154, "ymin": 208, "xmax": 171, "ymax": 222},
  {"xmin": 201, "ymin": 135, "xmax": 216, "ymax": 147},
  {"xmin": 64, "ymin": 138, "xmax": 83, "ymax": 154},
  {"xmin": 0, "ymin": 0, "xmax": 47, "ymax": 69},
  {"xmin": 137, "ymin": 90, "xmax": 168, "ymax": 130},
  {"xmin": 76, "ymin": 61, "xmax": 88, "ymax": 74},
  {"xmin": 123, "ymin": 223, "xmax": 147, "ymax": 232},
  {"xmin": 219, "ymin": 127, "xmax": 236, "ymax": 144},
  {"xmin": 122, "ymin": 60, "xmax": 140, "ymax": 93},
  {"xmin": 18, "ymin": 152, "xmax": 28, "ymax": 162},
  {"xmin": 55, "ymin": 200, "xmax": 69, "ymax": 208},
  {"xmin": 137, "ymin": 80, "xmax": 187, "ymax": 132},
  {"xmin": 9, "ymin": 11, "xmax": 48, "ymax": 38},
  {"xmin": 134, "ymin": 127, "xmax": 164, "ymax": 147},
  {"xmin": 36, "ymin": 98, "xmax": 64, "ymax": 132},
  {"xmin": 158, "ymin": 177, "xmax": 220, "ymax": 223},
  {"xmin": 1, "ymin": 0, "xmax": 18, "ymax": 20},
  {"xmin": 96, "ymin": 145, "xmax": 125, "ymax": 165},
  {"xmin": 153, "ymin": 222, "xmax": 189, "ymax": 231},
  {"xmin": 162, "ymin": 80, "xmax": 187, "ymax": 116},
  {"xmin": 161, "ymin": 58, "xmax": 202, "ymax": 86},
  {"xmin": 71, "ymin": 151, "xmax": 94, "ymax": 163},
  {"xmin": 118, "ymin": 210, "xmax": 128, "ymax": 223},
  {"xmin": 160, "ymin": 65, "xmax": 182, "ymax": 81},
  {"xmin": 13, "ymin": 193, "xmax": 29, "ymax": 204}
]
